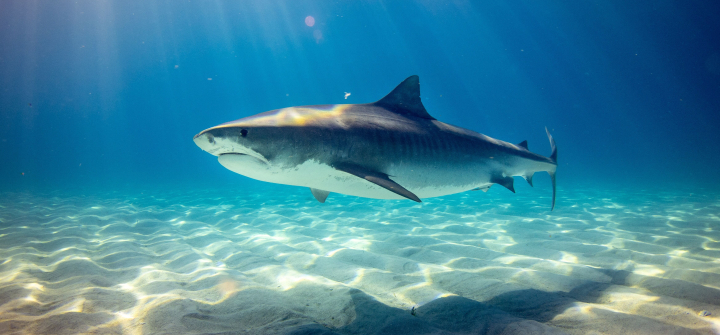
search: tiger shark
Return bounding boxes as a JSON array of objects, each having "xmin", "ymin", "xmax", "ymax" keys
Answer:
[{"xmin": 193, "ymin": 76, "xmax": 558, "ymax": 209}]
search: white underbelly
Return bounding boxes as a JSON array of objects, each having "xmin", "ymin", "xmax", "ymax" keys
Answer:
[{"xmin": 218, "ymin": 155, "xmax": 479, "ymax": 200}]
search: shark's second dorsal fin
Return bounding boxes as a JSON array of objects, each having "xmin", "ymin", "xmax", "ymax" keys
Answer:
[{"xmin": 374, "ymin": 75, "xmax": 435, "ymax": 120}]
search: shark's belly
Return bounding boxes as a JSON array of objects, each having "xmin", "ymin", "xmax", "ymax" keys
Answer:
[{"xmin": 219, "ymin": 154, "xmax": 488, "ymax": 199}]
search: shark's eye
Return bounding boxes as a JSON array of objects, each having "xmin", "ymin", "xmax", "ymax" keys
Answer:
[{"xmin": 240, "ymin": 129, "xmax": 248, "ymax": 137}]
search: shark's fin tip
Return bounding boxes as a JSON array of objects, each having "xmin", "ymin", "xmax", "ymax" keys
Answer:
[{"xmin": 375, "ymin": 75, "xmax": 435, "ymax": 120}]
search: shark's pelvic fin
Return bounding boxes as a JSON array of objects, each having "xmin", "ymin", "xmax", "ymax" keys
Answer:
[
  {"xmin": 374, "ymin": 75, "xmax": 435, "ymax": 120},
  {"xmin": 491, "ymin": 174, "xmax": 515, "ymax": 193},
  {"xmin": 310, "ymin": 188, "xmax": 330, "ymax": 203},
  {"xmin": 333, "ymin": 163, "xmax": 421, "ymax": 202},
  {"xmin": 546, "ymin": 127, "xmax": 558, "ymax": 211},
  {"xmin": 473, "ymin": 185, "xmax": 492, "ymax": 192},
  {"xmin": 517, "ymin": 140, "xmax": 528, "ymax": 150}
]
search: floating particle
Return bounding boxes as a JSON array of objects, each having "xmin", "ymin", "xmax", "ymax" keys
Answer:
[
  {"xmin": 21, "ymin": 172, "xmax": 24, "ymax": 176},
  {"xmin": 28, "ymin": 103, "xmax": 32, "ymax": 107},
  {"xmin": 305, "ymin": 16, "xmax": 315, "ymax": 27},
  {"xmin": 174, "ymin": 65, "xmax": 179, "ymax": 69},
  {"xmin": 313, "ymin": 29, "xmax": 323, "ymax": 43},
  {"xmin": 344, "ymin": 92, "xmax": 351, "ymax": 99},
  {"xmin": 208, "ymin": 78, "xmax": 212, "ymax": 81}
]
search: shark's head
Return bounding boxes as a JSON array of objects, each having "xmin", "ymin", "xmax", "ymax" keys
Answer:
[
  {"xmin": 193, "ymin": 105, "xmax": 347, "ymax": 180},
  {"xmin": 193, "ymin": 116, "xmax": 272, "ymax": 179}
]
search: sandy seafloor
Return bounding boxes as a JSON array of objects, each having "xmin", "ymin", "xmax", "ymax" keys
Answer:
[{"xmin": 0, "ymin": 183, "xmax": 719, "ymax": 335}]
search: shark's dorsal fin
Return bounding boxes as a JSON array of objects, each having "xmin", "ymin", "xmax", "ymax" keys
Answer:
[
  {"xmin": 374, "ymin": 75, "xmax": 435, "ymax": 120},
  {"xmin": 333, "ymin": 163, "xmax": 421, "ymax": 202},
  {"xmin": 517, "ymin": 140, "xmax": 528, "ymax": 150}
]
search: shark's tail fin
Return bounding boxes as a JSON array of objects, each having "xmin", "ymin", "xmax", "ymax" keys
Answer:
[{"xmin": 545, "ymin": 127, "xmax": 557, "ymax": 211}]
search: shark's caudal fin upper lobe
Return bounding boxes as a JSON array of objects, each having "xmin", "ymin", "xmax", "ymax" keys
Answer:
[{"xmin": 546, "ymin": 127, "xmax": 558, "ymax": 211}]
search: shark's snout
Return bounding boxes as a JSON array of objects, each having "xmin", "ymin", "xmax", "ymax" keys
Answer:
[
  {"xmin": 193, "ymin": 132, "xmax": 218, "ymax": 154},
  {"xmin": 193, "ymin": 128, "xmax": 271, "ymax": 166}
]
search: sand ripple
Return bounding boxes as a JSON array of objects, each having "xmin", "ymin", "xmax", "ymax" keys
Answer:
[{"xmin": 0, "ymin": 185, "xmax": 718, "ymax": 334}]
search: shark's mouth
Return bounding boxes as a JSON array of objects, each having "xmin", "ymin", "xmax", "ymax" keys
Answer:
[{"xmin": 219, "ymin": 151, "xmax": 270, "ymax": 166}]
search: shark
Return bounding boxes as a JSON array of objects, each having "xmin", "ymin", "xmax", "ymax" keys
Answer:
[{"xmin": 193, "ymin": 76, "xmax": 558, "ymax": 209}]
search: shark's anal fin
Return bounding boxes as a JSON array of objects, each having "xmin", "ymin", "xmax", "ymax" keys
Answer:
[
  {"xmin": 310, "ymin": 188, "xmax": 330, "ymax": 203},
  {"xmin": 333, "ymin": 163, "xmax": 421, "ymax": 202},
  {"xmin": 524, "ymin": 173, "xmax": 534, "ymax": 187},
  {"xmin": 374, "ymin": 75, "xmax": 435, "ymax": 120},
  {"xmin": 491, "ymin": 175, "xmax": 515, "ymax": 193}
]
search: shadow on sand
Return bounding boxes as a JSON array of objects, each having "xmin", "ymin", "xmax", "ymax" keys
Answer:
[{"xmin": 147, "ymin": 267, "xmax": 716, "ymax": 335}]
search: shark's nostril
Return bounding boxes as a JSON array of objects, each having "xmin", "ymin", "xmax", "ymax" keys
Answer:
[{"xmin": 207, "ymin": 133, "xmax": 215, "ymax": 144}]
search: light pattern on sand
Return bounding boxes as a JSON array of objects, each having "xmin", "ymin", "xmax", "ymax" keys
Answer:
[{"xmin": 0, "ymin": 186, "xmax": 718, "ymax": 334}]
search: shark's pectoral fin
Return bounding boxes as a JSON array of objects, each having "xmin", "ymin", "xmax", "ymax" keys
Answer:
[
  {"xmin": 491, "ymin": 174, "xmax": 515, "ymax": 193},
  {"xmin": 310, "ymin": 188, "xmax": 330, "ymax": 203},
  {"xmin": 333, "ymin": 163, "xmax": 421, "ymax": 202}
]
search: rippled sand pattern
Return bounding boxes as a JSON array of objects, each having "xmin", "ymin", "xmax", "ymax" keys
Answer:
[{"xmin": 0, "ymin": 186, "xmax": 719, "ymax": 334}]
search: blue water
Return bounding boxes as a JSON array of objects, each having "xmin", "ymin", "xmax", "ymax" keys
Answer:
[
  {"xmin": 2, "ymin": 0, "xmax": 719, "ymax": 192},
  {"xmin": 1, "ymin": 1, "xmax": 720, "ymax": 334}
]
